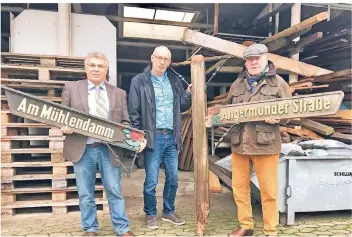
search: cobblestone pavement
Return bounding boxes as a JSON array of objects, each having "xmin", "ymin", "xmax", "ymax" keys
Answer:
[{"xmin": 1, "ymin": 194, "xmax": 351, "ymax": 236}]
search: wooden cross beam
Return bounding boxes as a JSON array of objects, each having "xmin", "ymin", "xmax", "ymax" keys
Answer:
[{"xmin": 181, "ymin": 29, "xmax": 332, "ymax": 77}]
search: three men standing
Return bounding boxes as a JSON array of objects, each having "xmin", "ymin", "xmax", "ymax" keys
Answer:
[
  {"xmin": 61, "ymin": 44, "xmax": 288, "ymax": 236},
  {"xmin": 227, "ymin": 44, "xmax": 291, "ymax": 237},
  {"xmin": 128, "ymin": 46, "xmax": 192, "ymax": 229}
]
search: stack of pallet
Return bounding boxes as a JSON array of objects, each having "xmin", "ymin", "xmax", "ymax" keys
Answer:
[{"xmin": 1, "ymin": 53, "xmax": 108, "ymax": 217}]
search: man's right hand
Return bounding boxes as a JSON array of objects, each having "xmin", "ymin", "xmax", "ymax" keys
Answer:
[{"xmin": 61, "ymin": 126, "xmax": 73, "ymax": 134}]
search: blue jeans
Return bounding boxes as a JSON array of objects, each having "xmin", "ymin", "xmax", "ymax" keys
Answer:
[
  {"xmin": 73, "ymin": 145, "xmax": 130, "ymax": 235},
  {"xmin": 143, "ymin": 133, "xmax": 178, "ymax": 216}
]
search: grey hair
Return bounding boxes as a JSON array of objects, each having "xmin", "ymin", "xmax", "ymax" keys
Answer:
[{"xmin": 84, "ymin": 52, "xmax": 109, "ymax": 68}]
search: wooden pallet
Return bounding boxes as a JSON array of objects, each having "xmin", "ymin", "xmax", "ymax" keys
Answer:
[
  {"xmin": 1, "ymin": 204, "xmax": 105, "ymax": 218},
  {"xmin": 1, "ymin": 199, "xmax": 108, "ymax": 217},
  {"xmin": 1, "ymin": 52, "xmax": 85, "ymax": 69},
  {"xmin": 1, "ymin": 65, "xmax": 85, "ymax": 81},
  {"xmin": 2, "ymin": 175, "xmax": 103, "ymax": 192}
]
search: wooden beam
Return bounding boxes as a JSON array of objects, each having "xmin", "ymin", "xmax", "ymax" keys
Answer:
[
  {"xmin": 182, "ymin": 29, "xmax": 332, "ymax": 77},
  {"xmin": 260, "ymin": 11, "xmax": 329, "ymax": 45},
  {"xmin": 209, "ymin": 170, "xmax": 222, "ymax": 193},
  {"xmin": 308, "ymin": 69, "xmax": 352, "ymax": 83},
  {"xmin": 117, "ymin": 41, "xmax": 193, "ymax": 50},
  {"xmin": 298, "ymin": 119, "xmax": 335, "ymax": 136},
  {"xmin": 206, "ymin": 59, "xmax": 226, "ymax": 74},
  {"xmin": 289, "ymin": 3, "xmax": 302, "ymax": 84},
  {"xmin": 220, "ymin": 66, "xmax": 290, "ymax": 75},
  {"xmin": 285, "ymin": 32, "xmax": 323, "ymax": 56},
  {"xmin": 254, "ymin": 3, "xmax": 294, "ymax": 26},
  {"xmin": 330, "ymin": 132, "xmax": 352, "ymax": 144},
  {"xmin": 214, "ymin": 3, "xmax": 219, "ymax": 35},
  {"xmin": 191, "ymin": 55, "xmax": 209, "ymax": 236},
  {"xmin": 172, "ymin": 55, "xmax": 230, "ymax": 67}
]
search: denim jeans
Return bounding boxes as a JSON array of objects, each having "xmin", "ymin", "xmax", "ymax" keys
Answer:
[
  {"xmin": 143, "ymin": 133, "xmax": 178, "ymax": 216},
  {"xmin": 73, "ymin": 145, "xmax": 130, "ymax": 235}
]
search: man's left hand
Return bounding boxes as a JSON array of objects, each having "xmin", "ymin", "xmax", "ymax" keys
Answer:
[
  {"xmin": 137, "ymin": 138, "xmax": 147, "ymax": 153},
  {"xmin": 265, "ymin": 119, "xmax": 280, "ymax": 124},
  {"xmin": 186, "ymin": 84, "xmax": 193, "ymax": 93}
]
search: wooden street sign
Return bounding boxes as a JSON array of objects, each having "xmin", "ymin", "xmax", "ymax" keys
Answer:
[
  {"xmin": 2, "ymin": 85, "xmax": 144, "ymax": 152},
  {"xmin": 208, "ymin": 91, "xmax": 344, "ymax": 126}
]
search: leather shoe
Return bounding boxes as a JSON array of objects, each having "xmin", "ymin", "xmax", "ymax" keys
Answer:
[
  {"xmin": 119, "ymin": 231, "xmax": 135, "ymax": 236},
  {"xmin": 229, "ymin": 227, "xmax": 254, "ymax": 236},
  {"xmin": 83, "ymin": 232, "xmax": 97, "ymax": 236}
]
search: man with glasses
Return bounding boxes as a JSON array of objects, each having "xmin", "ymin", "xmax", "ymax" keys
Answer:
[
  {"xmin": 61, "ymin": 52, "xmax": 146, "ymax": 236},
  {"xmin": 128, "ymin": 46, "xmax": 192, "ymax": 229}
]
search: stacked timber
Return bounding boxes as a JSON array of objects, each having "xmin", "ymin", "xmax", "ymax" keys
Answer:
[{"xmin": 0, "ymin": 53, "xmax": 108, "ymax": 217}]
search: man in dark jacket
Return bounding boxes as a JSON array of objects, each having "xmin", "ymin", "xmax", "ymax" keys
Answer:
[
  {"xmin": 128, "ymin": 46, "xmax": 192, "ymax": 230},
  {"xmin": 227, "ymin": 44, "xmax": 292, "ymax": 237}
]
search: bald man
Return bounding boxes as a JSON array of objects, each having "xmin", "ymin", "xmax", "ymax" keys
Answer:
[{"xmin": 128, "ymin": 46, "xmax": 192, "ymax": 229}]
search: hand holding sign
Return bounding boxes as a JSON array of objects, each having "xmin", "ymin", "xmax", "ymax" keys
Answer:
[
  {"xmin": 61, "ymin": 126, "xmax": 74, "ymax": 134},
  {"xmin": 138, "ymin": 138, "xmax": 147, "ymax": 153},
  {"xmin": 265, "ymin": 119, "xmax": 280, "ymax": 124}
]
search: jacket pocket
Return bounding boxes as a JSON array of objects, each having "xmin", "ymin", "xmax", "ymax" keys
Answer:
[
  {"xmin": 111, "ymin": 108, "xmax": 122, "ymax": 122},
  {"xmin": 230, "ymin": 125, "xmax": 241, "ymax": 145},
  {"xmin": 259, "ymin": 86, "xmax": 279, "ymax": 100},
  {"xmin": 231, "ymin": 90, "xmax": 245, "ymax": 104},
  {"xmin": 256, "ymin": 124, "xmax": 275, "ymax": 145}
]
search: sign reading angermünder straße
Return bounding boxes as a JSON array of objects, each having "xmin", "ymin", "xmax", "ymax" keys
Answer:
[
  {"xmin": 208, "ymin": 91, "xmax": 344, "ymax": 126},
  {"xmin": 2, "ymin": 85, "xmax": 144, "ymax": 152}
]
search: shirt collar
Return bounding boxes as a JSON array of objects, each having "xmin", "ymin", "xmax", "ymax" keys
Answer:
[
  {"xmin": 88, "ymin": 79, "xmax": 107, "ymax": 91},
  {"xmin": 151, "ymin": 71, "xmax": 167, "ymax": 80}
]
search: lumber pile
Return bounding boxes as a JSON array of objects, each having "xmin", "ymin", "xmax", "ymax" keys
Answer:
[{"xmin": 1, "ymin": 53, "xmax": 109, "ymax": 217}]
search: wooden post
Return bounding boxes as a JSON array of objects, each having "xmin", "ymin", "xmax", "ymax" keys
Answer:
[
  {"xmin": 289, "ymin": 3, "xmax": 301, "ymax": 84},
  {"xmin": 268, "ymin": 3, "xmax": 273, "ymax": 36},
  {"xmin": 191, "ymin": 55, "xmax": 209, "ymax": 236},
  {"xmin": 214, "ymin": 3, "xmax": 219, "ymax": 35},
  {"xmin": 275, "ymin": 13, "xmax": 280, "ymax": 34}
]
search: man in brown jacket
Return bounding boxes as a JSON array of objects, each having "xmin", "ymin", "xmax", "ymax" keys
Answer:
[
  {"xmin": 61, "ymin": 52, "xmax": 145, "ymax": 236},
  {"xmin": 227, "ymin": 44, "xmax": 292, "ymax": 237}
]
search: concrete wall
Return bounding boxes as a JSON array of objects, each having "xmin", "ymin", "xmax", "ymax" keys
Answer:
[{"xmin": 12, "ymin": 9, "xmax": 117, "ymax": 86}]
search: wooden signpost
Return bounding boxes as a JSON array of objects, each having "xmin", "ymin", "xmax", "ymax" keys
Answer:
[
  {"xmin": 2, "ymin": 85, "xmax": 145, "ymax": 152},
  {"xmin": 207, "ymin": 91, "xmax": 344, "ymax": 126}
]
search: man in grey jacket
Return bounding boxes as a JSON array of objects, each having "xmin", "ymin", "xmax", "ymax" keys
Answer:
[{"xmin": 128, "ymin": 46, "xmax": 192, "ymax": 229}]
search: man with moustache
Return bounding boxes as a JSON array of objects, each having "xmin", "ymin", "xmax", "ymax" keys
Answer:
[
  {"xmin": 128, "ymin": 46, "xmax": 192, "ymax": 229},
  {"xmin": 226, "ymin": 44, "xmax": 291, "ymax": 237},
  {"xmin": 61, "ymin": 52, "xmax": 146, "ymax": 236}
]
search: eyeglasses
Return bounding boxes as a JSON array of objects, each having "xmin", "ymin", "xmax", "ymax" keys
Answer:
[
  {"xmin": 86, "ymin": 63, "xmax": 107, "ymax": 70},
  {"xmin": 152, "ymin": 55, "xmax": 171, "ymax": 63}
]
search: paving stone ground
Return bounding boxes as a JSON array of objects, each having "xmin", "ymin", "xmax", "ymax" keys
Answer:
[{"xmin": 1, "ymin": 194, "xmax": 351, "ymax": 236}]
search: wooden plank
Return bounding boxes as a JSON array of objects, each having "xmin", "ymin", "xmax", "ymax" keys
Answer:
[
  {"xmin": 214, "ymin": 3, "xmax": 219, "ymax": 35},
  {"xmin": 285, "ymin": 32, "xmax": 323, "ymax": 56},
  {"xmin": 260, "ymin": 12, "xmax": 329, "ymax": 44},
  {"xmin": 206, "ymin": 59, "xmax": 226, "ymax": 74},
  {"xmin": 1, "ymin": 64, "xmax": 85, "ymax": 73},
  {"xmin": 330, "ymin": 132, "xmax": 352, "ymax": 144},
  {"xmin": 297, "ymin": 119, "xmax": 335, "ymax": 136},
  {"xmin": 182, "ymin": 29, "xmax": 332, "ymax": 77},
  {"xmin": 191, "ymin": 55, "xmax": 209, "ymax": 236},
  {"xmin": 209, "ymin": 170, "xmax": 222, "ymax": 193},
  {"xmin": 172, "ymin": 55, "xmax": 230, "ymax": 67},
  {"xmin": 311, "ymin": 69, "xmax": 352, "ymax": 83}
]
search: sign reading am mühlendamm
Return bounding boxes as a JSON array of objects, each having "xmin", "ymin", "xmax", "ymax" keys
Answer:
[
  {"xmin": 2, "ymin": 86, "xmax": 144, "ymax": 152},
  {"xmin": 208, "ymin": 91, "xmax": 344, "ymax": 126}
]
